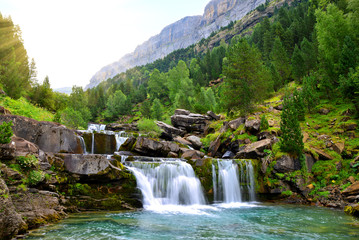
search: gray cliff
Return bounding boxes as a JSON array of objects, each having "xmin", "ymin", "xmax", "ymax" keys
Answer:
[{"xmin": 86, "ymin": 0, "xmax": 265, "ymax": 89}]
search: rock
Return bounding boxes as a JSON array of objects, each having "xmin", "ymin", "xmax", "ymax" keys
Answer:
[
  {"xmin": 257, "ymin": 131, "xmax": 273, "ymax": 141},
  {"xmin": 162, "ymin": 141, "xmax": 180, "ymax": 154},
  {"xmin": 105, "ymin": 123, "xmax": 138, "ymax": 131},
  {"xmin": 0, "ymin": 164, "xmax": 24, "ymax": 185},
  {"xmin": 62, "ymin": 154, "xmax": 111, "ymax": 175},
  {"xmin": 168, "ymin": 152, "xmax": 178, "ymax": 158},
  {"xmin": 345, "ymin": 123, "xmax": 357, "ymax": 131},
  {"xmin": 222, "ymin": 151, "xmax": 235, "ymax": 159},
  {"xmin": 273, "ymin": 155, "xmax": 301, "ymax": 173},
  {"xmin": 0, "ymin": 141, "xmax": 16, "ymax": 160},
  {"xmin": 174, "ymin": 136, "xmax": 193, "ymax": 147},
  {"xmin": 11, "ymin": 188, "xmax": 66, "ymax": 229},
  {"xmin": 171, "ymin": 111, "xmax": 209, "ymax": 133},
  {"xmin": 303, "ymin": 132, "xmax": 309, "ymax": 143},
  {"xmin": 0, "ymin": 115, "xmax": 83, "ymax": 154},
  {"xmin": 208, "ymin": 135, "xmax": 221, "ymax": 157},
  {"xmin": 311, "ymin": 147, "xmax": 334, "ymax": 160},
  {"xmin": 181, "ymin": 150, "xmax": 203, "ymax": 160},
  {"xmin": 82, "ymin": 132, "xmax": 116, "ymax": 154},
  {"xmin": 0, "ymin": 106, "xmax": 11, "ymax": 115},
  {"xmin": 207, "ymin": 111, "xmax": 220, "ymax": 120},
  {"xmin": 174, "ymin": 109, "xmax": 191, "ymax": 115},
  {"xmin": 348, "ymin": 176, "xmax": 356, "ymax": 184},
  {"xmin": 342, "ymin": 181, "xmax": 359, "ymax": 196},
  {"xmin": 119, "ymin": 136, "xmax": 137, "ymax": 152},
  {"xmin": 319, "ymin": 108, "xmax": 330, "ymax": 115},
  {"xmin": 305, "ymin": 154, "xmax": 316, "ymax": 173},
  {"xmin": 332, "ymin": 142, "xmax": 345, "ymax": 155},
  {"xmin": 344, "ymin": 204, "xmax": 359, "ymax": 217},
  {"xmin": 228, "ymin": 117, "xmax": 245, "ymax": 130},
  {"xmin": 274, "ymin": 104, "xmax": 283, "ymax": 111},
  {"xmin": 186, "ymin": 135, "xmax": 203, "ymax": 150},
  {"xmin": 156, "ymin": 121, "xmax": 185, "ymax": 137},
  {"xmin": 133, "ymin": 137, "xmax": 170, "ymax": 157},
  {"xmin": 0, "ymin": 177, "xmax": 27, "ymax": 239},
  {"xmin": 12, "ymin": 136, "xmax": 39, "ymax": 157},
  {"xmin": 235, "ymin": 139, "xmax": 272, "ymax": 159},
  {"xmin": 245, "ymin": 119, "xmax": 261, "ymax": 134}
]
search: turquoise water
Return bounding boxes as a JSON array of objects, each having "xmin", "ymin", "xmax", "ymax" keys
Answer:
[{"xmin": 26, "ymin": 203, "xmax": 359, "ymax": 240}]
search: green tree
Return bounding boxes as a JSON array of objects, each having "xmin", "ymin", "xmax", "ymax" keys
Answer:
[
  {"xmin": 300, "ymin": 38, "xmax": 317, "ymax": 75},
  {"xmin": 291, "ymin": 45, "xmax": 305, "ymax": 81},
  {"xmin": 279, "ymin": 94, "xmax": 304, "ymax": 156},
  {"xmin": 105, "ymin": 90, "xmax": 129, "ymax": 119},
  {"xmin": 148, "ymin": 69, "xmax": 167, "ymax": 100},
  {"xmin": 339, "ymin": 66, "xmax": 359, "ymax": 114},
  {"xmin": 140, "ymin": 100, "xmax": 152, "ymax": 119},
  {"xmin": 302, "ymin": 74, "xmax": 320, "ymax": 113},
  {"xmin": 270, "ymin": 37, "xmax": 292, "ymax": 85},
  {"xmin": 339, "ymin": 36, "xmax": 358, "ymax": 76},
  {"xmin": 151, "ymin": 98, "xmax": 164, "ymax": 120},
  {"xmin": 222, "ymin": 39, "xmax": 270, "ymax": 115}
]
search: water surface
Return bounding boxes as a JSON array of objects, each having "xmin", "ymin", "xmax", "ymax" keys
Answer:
[{"xmin": 27, "ymin": 203, "xmax": 359, "ymax": 240}]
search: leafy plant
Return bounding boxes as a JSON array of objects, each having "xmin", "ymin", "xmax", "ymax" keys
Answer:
[
  {"xmin": 16, "ymin": 155, "xmax": 38, "ymax": 169},
  {"xmin": 137, "ymin": 118, "xmax": 161, "ymax": 138},
  {"xmin": 0, "ymin": 121, "xmax": 13, "ymax": 144},
  {"xmin": 26, "ymin": 170, "xmax": 44, "ymax": 186},
  {"xmin": 260, "ymin": 114, "xmax": 269, "ymax": 130}
]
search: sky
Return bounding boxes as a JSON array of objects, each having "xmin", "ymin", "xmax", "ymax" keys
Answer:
[{"xmin": 1, "ymin": 0, "xmax": 209, "ymax": 89}]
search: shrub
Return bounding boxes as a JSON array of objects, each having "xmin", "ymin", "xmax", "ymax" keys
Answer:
[
  {"xmin": 0, "ymin": 121, "xmax": 13, "ymax": 144},
  {"xmin": 260, "ymin": 114, "xmax": 269, "ymax": 130},
  {"xmin": 137, "ymin": 118, "xmax": 161, "ymax": 138},
  {"xmin": 27, "ymin": 170, "xmax": 45, "ymax": 186},
  {"xmin": 16, "ymin": 155, "xmax": 38, "ymax": 169}
]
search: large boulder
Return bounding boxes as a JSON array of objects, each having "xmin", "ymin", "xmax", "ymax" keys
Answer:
[
  {"xmin": 342, "ymin": 181, "xmax": 359, "ymax": 196},
  {"xmin": 0, "ymin": 177, "xmax": 27, "ymax": 239},
  {"xmin": 245, "ymin": 119, "xmax": 261, "ymax": 134},
  {"xmin": 273, "ymin": 155, "xmax": 301, "ymax": 173},
  {"xmin": 12, "ymin": 136, "xmax": 39, "ymax": 157},
  {"xmin": 133, "ymin": 137, "xmax": 171, "ymax": 157},
  {"xmin": 0, "ymin": 115, "xmax": 83, "ymax": 154},
  {"xmin": 156, "ymin": 121, "xmax": 186, "ymax": 137},
  {"xmin": 171, "ymin": 110, "xmax": 210, "ymax": 134},
  {"xmin": 181, "ymin": 150, "xmax": 204, "ymax": 160},
  {"xmin": 62, "ymin": 154, "xmax": 111, "ymax": 175},
  {"xmin": 235, "ymin": 139, "xmax": 272, "ymax": 159},
  {"xmin": 228, "ymin": 117, "xmax": 245, "ymax": 131},
  {"xmin": 106, "ymin": 123, "xmax": 138, "ymax": 131},
  {"xmin": 186, "ymin": 135, "xmax": 203, "ymax": 150}
]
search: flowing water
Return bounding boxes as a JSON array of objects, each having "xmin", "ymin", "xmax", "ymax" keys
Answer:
[{"xmin": 26, "ymin": 203, "xmax": 359, "ymax": 239}]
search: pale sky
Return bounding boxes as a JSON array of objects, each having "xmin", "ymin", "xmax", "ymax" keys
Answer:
[{"xmin": 1, "ymin": 0, "xmax": 209, "ymax": 89}]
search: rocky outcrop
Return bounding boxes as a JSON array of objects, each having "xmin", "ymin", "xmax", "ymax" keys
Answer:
[
  {"xmin": 105, "ymin": 123, "xmax": 138, "ymax": 131},
  {"xmin": 171, "ymin": 110, "xmax": 211, "ymax": 134},
  {"xmin": 0, "ymin": 115, "xmax": 83, "ymax": 154},
  {"xmin": 156, "ymin": 121, "xmax": 186, "ymax": 137},
  {"xmin": 86, "ymin": 0, "xmax": 266, "ymax": 89},
  {"xmin": 61, "ymin": 154, "xmax": 112, "ymax": 175},
  {"xmin": 273, "ymin": 155, "xmax": 301, "ymax": 173},
  {"xmin": 82, "ymin": 132, "xmax": 117, "ymax": 154},
  {"xmin": 235, "ymin": 139, "xmax": 272, "ymax": 159},
  {"xmin": 0, "ymin": 177, "xmax": 26, "ymax": 239}
]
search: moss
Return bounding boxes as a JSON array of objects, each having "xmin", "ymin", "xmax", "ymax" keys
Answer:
[
  {"xmin": 281, "ymin": 190, "xmax": 293, "ymax": 196},
  {"xmin": 344, "ymin": 205, "xmax": 359, "ymax": 217}
]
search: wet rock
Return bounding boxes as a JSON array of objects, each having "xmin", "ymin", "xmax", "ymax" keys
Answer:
[
  {"xmin": 0, "ymin": 115, "xmax": 83, "ymax": 154},
  {"xmin": 0, "ymin": 177, "xmax": 27, "ymax": 239},
  {"xmin": 222, "ymin": 151, "xmax": 235, "ymax": 159},
  {"xmin": 156, "ymin": 121, "xmax": 185, "ymax": 137},
  {"xmin": 235, "ymin": 139, "xmax": 272, "ymax": 159},
  {"xmin": 82, "ymin": 132, "xmax": 116, "ymax": 154},
  {"xmin": 344, "ymin": 204, "xmax": 359, "ymax": 217},
  {"xmin": 119, "ymin": 136, "xmax": 137, "ymax": 152},
  {"xmin": 228, "ymin": 117, "xmax": 245, "ymax": 130},
  {"xmin": 273, "ymin": 155, "xmax": 301, "ymax": 173},
  {"xmin": 245, "ymin": 119, "xmax": 261, "ymax": 134},
  {"xmin": 186, "ymin": 135, "xmax": 203, "ymax": 150}
]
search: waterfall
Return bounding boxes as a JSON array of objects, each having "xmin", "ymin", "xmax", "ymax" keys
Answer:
[
  {"xmin": 78, "ymin": 136, "xmax": 88, "ymax": 154},
  {"xmin": 212, "ymin": 160, "xmax": 256, "ymax": 203},
  {"xmin": 115, "ymin": 131, "xmax": 128, "ymax": 151},
  {"xmin": 127, "ymin": 161, "xmax": 206, "ymax": 208}
]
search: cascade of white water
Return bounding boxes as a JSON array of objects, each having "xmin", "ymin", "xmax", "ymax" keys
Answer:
[
  {"xmin": 115, "ymin": 131, "xmax": 128, "ymax": 151},
  {"xmin": 212, "ymin": 160, "xmax": 256, "ymax": 203},
  {"xmin": 91, "ymin": 132, "xmax": 95, "ymax": 154},
  {"xmin": 127, "ymin": 161, "xmax": 206, "ymax": 207},
  {"xmin": 78, "ymin": 136, "xmax": 88, "ymax": 154}
]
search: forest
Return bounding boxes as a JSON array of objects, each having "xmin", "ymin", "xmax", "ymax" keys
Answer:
[{"xmin": 0, "ymin": 0, "xmax": 358, "ymax": 142}]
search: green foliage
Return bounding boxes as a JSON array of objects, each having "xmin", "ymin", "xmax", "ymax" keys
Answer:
[
  {"xmin": 301, "ymin": 74, "xmax": 320, "ymax": 113},
  {"xmin": 222, "ymin": 39, "xmax": 270, "ymax": 115},
  {"xmin": 137, "ymin": 118, "xmax": 161, "ymax": 138},
  {"xmin": 339, "ymin": 66, "xmax": 359, "ymax": 114},
  {"xmin": 270, "ymin": 37, "xmax": 291, "ymax": 86},
  {"xmin": 151, "ymin": 98, "xmax": 164, "ymax": 120},
  {"xmin": 16, "ymin": 155, "xmax": 38, "ymax": 169},
  {"xmin": 291, "ymin": 44, "xmax": 305, "ymax": 81},
  {"xmin": 140, "ymin": 100, "xmax": 152, "ymax": 119},
  {"xmin": 0, "ymin": 121, "xmax": 13, "ymax": 144},
  {"xmin": 279, "ymin": 94, "xmax": 304, "ymax": 156},
  {"xmin": 26, "ymin": 170, "xmax": 44, "ymax": 186},
  {"xmin": 0, "ymin": 96, "xmax": 54, "ymax": 121},
  {"xmin": 260, "ymin": 115, "xmax": 269, "ymax": 131},
  {"xmin": 292, "ymin": 89, "xmax": 305, "ymax": 121},
  {"xmin": 60, "ymin": 107, "xmax": 88, "ymax": 129},
  {"xmin": 105, "ymin": 90, "xmax": 130, "ymax": 119}
]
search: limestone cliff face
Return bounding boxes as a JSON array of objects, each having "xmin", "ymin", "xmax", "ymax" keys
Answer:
[{"xmin": 86, "ymin": 0, "xmax": 265, "ymax": 89}]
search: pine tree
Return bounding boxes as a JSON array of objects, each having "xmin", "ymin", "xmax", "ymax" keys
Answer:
[
  {"xmin": 291, "ymin": 45, "xmax": 305, "ymax": 81},
  {"xmin": 302, "ymin": 74, "xmax": 319, "ymax": 113},
  {"xmin": 270, "ymin": 37, "xmax": 292, "ymax": 85},
  {"xmin": 151, "ymin": 98, "xmax": 164, "ymax": 120},
  {"xmin": 279, "ymin": 94, "xmax": 304, "ymax": 156}
]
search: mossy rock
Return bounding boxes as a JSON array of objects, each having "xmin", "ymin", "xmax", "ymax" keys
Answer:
[{"xmin": 344, "ymin": 205, "xmax": 359, "ymax": 218}]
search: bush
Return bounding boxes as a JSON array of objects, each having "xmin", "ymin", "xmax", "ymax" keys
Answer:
[
  {"xmin": 0, "ymin": 121, "xmax": 13, "ymax": 144},
  {"xmin": 27, "ymin": 170, "xmax": 45, "ymax": 186},
  {"xmin": 137, "ymin": 118, "xmax": 162, "ymax": 138},
  {"xmin": 260, "ymin": 115, "xmax": 269, "ymax": 130},
  {"xmin": 16, "ymin": 155, "xmax": 38, "ymax": 169}
]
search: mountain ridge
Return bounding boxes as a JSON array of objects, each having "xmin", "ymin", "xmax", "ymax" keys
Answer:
[{"xmin": 86, "ymin": 0, "xmax": 265, "ymax": 89}]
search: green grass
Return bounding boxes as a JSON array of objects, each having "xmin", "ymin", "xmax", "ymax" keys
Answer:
[{"xmin": 0, "ymin": 96, "xmax": 53, "ymax": 121}]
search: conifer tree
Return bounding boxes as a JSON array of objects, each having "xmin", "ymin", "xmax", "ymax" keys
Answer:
[
  {"xmin": 279, "ymin": 94, "xmax": 304, "ymax": 156},
  {"xmin": 151, "ymin": 98, "xmax": 164, "ymax": 120},
  {"xmin": 291, "ymin": 45, "xmax": 305, "ymax": 81}
]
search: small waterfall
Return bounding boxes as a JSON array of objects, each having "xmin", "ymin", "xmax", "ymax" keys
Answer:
[
  {"xmin": 78, "ymin": 136, "xmax": 88, "ymax": 154},
  {"xmin": 115, "ymin": 131, "xmax": 128, "ymax": 151},
  {"xmin": 91, "ymin": 132, "xmax": 95, "ymax": 154},
  {"xmin": 88, "ymin": 123, "xmax": 106, "ymax": 132},
  {"xmin": 127, "ymin": 161, "xmax": 206, "ymax": 207},
  {"xmin": 212, "ymin": 160, "xmax": 256, "ymax": 203}
]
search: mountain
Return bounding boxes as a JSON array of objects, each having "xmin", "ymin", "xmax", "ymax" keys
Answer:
[
  {"xmin": 85, "ymin": 0, "xmax": 265, "ymax": 89},
  {"xmin": 54, "ymin": 87, "xmax": 72, "ymax": 95}
]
